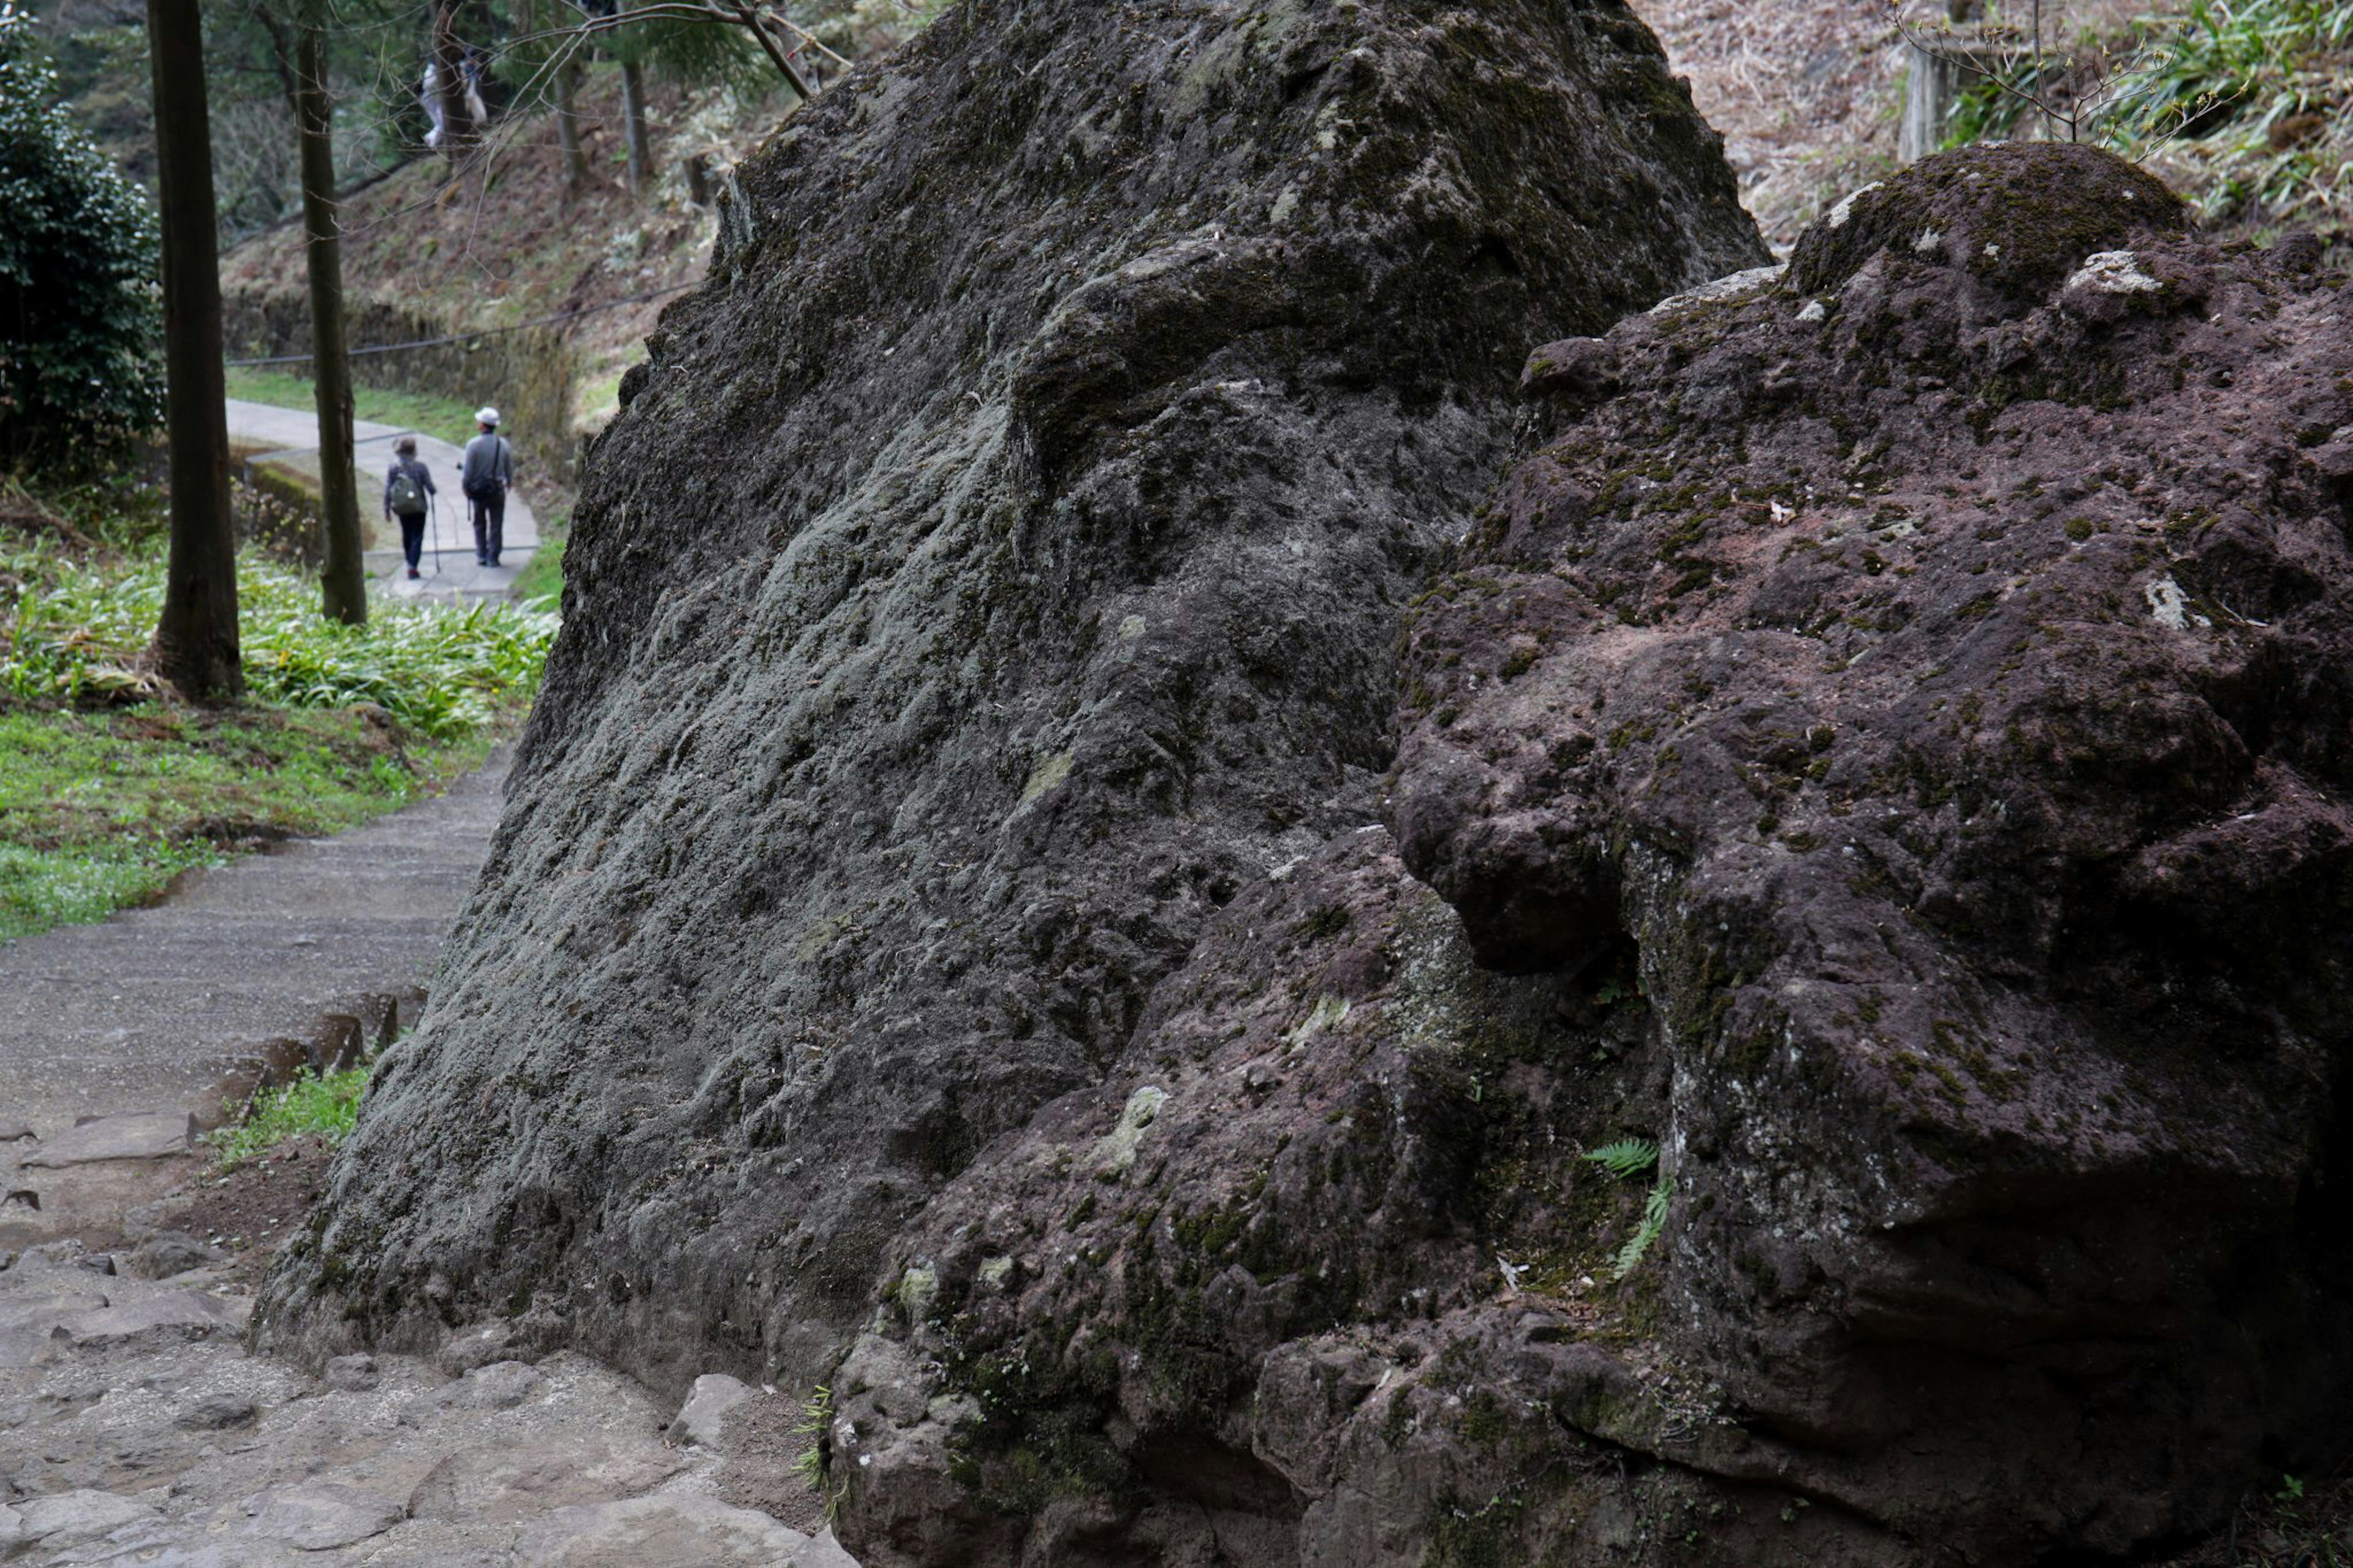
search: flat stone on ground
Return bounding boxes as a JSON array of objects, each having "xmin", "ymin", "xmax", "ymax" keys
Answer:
[
  {"xmin": 64, "ymin": 1287, "xmax": 249, "ymax": 1346},
  {"xmin": 407, "ymin": 1437, "xmax": 683, "ymax": 1524},
  {"xmin": 239, "ymin": 1480, "xmax": 406, "ymax": 1550},
  {"xmin": 126, "ymin": 1232, "xmax": 229, "ymax": 1281},
  {"xmin": 12, "ymin": 1487, "xmax": 156, "ymax": 1550},
  {"xmin": 323, "ymin": 1352, "xmax": 379, "ymax": 1392},
  {"xmin": 429, "ymin": 1358, "xmax": 541, "ymax": 1411},
  {"xmin": 20, "ymin": 1113, "xmax": 192, "ymax": 1167},
  {"xmin": 0, "ymin": 1289, "xmax": 107, "ymax": 1331},
  {"xmin": 667, "ymin": 1372, "xmax": 753, "ymax": 1450},
  {"xmin": 0, "ymin": 1324, "xmax": 63, "ymax": 1369},
  {"xmin": 513, "ymin": 1492, "xmax": 810, "ymax": 1567}
]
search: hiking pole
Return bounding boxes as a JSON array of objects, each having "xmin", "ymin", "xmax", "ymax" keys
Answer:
[{"xmin": 428, "ymin": 492, "xmax": 443, "ymax": 578}]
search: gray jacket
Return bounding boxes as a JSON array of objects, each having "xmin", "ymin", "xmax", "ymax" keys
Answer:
[{"xmin": 461, "ymin": 432, "xmax": 513, "ymax": 495}]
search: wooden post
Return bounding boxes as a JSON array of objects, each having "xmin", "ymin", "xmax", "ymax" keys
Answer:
[{"xmin": 1901, "ymin": 29, "xmax": 2009, "ymax": 162}]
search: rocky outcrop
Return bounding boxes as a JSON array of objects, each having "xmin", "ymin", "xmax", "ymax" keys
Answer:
[
  {"xmin": 816, "ymin": 145, "xmax": 2353, "ymax": 1563},
  {"xmin": 266, "ymin": 0, "xmax": 2353, "ymax": 1550},
  {"xmin": 260, "ymin": 0, "xmax": 1760, "ymax": 1408},
  {"xmin": 1390, "ymin": 143, "xmax": 2353, "ymax": 1559}
]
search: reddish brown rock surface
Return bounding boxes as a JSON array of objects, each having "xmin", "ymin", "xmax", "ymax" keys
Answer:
[{"xmin": 1393, "ymin": 142, "xmax": 2353, "ymax": 1556}]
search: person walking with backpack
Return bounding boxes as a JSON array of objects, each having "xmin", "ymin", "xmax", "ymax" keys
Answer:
[
  {"xmin": 461, "ymin": 407, "xmax": 515, "ymax": 567},
  {"xmin": 383, "ymin": 435, "xmax": 437, "ymax": 580}
]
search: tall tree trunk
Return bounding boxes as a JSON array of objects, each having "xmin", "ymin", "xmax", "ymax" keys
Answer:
[
  {"xmin": 528, "ymin": 0, "xmax": 588, "ymax": 200},
  {"xmin": 556, "ymin": 56, "xmax": 586, "ymax": 202},
  {"xmin": 619, "ymin": 55, "xmax": 650, "ymax": 199},
  {"xmin": 145, "ymin": 0, "xmax": 241, "ymax": 700},
  {"xmin": 431, "ymin": 0, "xmax": 474, "ymax": 157},
  {"xmin": 294, "ymin": 21, "xmax": 365, "ymax": 626}
]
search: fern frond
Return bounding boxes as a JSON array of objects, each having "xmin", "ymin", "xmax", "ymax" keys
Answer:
[
  {"xmin": 1612, "ymin": 1173, "xmax": 1674, "ymax": 1280},
  {"xmin": 1584, "ymin": 1138, "xmax": 1659, "ymax": 1180}
]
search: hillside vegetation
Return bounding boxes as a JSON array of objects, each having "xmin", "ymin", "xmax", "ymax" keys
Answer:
[
  {"xmin": 1643, "ymin": 0, "xmax": 2352, "ymax": 248},
  {"xmin": 0, "ymin": 487, "xmax": 553, "ymax": 941},
  {"xmin": 203, "ymin": 0, "xmax": 2353, "ymax": 461}
]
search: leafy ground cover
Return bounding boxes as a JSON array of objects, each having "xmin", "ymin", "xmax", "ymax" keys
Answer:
[
  {"xmin": 221, "ymin": 366, "xmax": 483, "ymax": 445},
  {"xmin": 0, "ymin": 488, "xmax": 554, "ymax": 941},
  {"xmin": 6, "ymin": 537, "xmax": 553, "ymax": 735},
  {"xmin": 1946, "ymin": 0, "xmax": 2353, "ymax": 237}
]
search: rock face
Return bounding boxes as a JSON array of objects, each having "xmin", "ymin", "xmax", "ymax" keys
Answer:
[
  {"xmin": 1385, "ymin": 143, "xmax": 2353, "ymax": 1557},
  {"xmin": 260, "ymin": 0, "xmax": 1760, "ymax": 1395},
  {"xmin": 813, "ymin": 143, "xmax": 2353, "ymax": 1564}
]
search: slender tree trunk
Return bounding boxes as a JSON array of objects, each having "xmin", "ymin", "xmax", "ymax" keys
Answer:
[
  {"xmin": 615, "ymin": 0, "xmax": 650, "ymax": 201},
  {"xmin": 146, "ymin": 0, "xmax": 241, "ymax": 700},
  {"xmin": 293, "ymin": 22, "xmax": 365, "ymax": 626},
  {"xmin": 619, "ymin": 55, "xmax": 650, "ymax": 198},
  {"xmin": 431, "ymin": 0, "xmax": 474, "ymax": 158},
  {"xmin": 556, "ymin": 56, "xmax": 586, "ymax": 201}
]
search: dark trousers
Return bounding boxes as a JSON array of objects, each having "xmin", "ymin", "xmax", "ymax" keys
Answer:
[
  {"xmin": 469, "ymin": 487, "xmax": 506, "ymax": 565},
  {"xmin": 395, "ymin": 511, "xmax": 426, "ymax": 569}
]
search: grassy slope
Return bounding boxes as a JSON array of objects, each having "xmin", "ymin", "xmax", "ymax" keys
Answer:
[
  {"xmin": 0, "ymin": 703, "xmax": 491, "ymax": 941},
  {"xmin": 223, "ymin": 366, "xmax": 483, "ymax": 446}
]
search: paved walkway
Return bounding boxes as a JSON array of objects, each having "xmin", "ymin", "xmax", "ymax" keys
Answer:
[
  {"xmin": 225, "ymin": 398, "xmax": 544, "ymax": 607},
  {"xmin": 0, "ymin": 407, "xmax": 851, "ymax": 1566},
  {"xmin": 0, "ymin": 756, "xmax": 510, "ymax": 1242}
]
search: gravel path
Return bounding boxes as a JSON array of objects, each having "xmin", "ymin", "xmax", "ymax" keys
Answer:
[
  {"xmin": 0, "ymin": 632, "xmax": 841, "ymax": 1561},
  {"xmin": 0, "ymin": 757, "xmax": 506, "ymax": 1184}
]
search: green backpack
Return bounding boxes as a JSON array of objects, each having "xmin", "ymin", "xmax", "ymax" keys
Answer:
[{"xmin": 388, "ymin": 465, "xmax": 426, "ymax": 514}]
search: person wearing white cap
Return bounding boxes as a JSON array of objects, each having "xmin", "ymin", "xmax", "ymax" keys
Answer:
[{"xmin": 460, "ymin": 406, "xmax": 515, "ymax": 567}]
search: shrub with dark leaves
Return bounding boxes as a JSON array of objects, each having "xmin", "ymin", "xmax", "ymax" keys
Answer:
[{"xmin": 0, "ymin": 2, "xmax": 162, "ymax": 471}]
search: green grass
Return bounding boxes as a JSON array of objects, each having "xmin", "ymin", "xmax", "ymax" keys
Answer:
[
  {"xmin": 0, "ymin": 508, "xmax": 553, "ymax": 942},
  {"xmin": 511, "ymin": 504, "xmax": 567, "ymax": 608},
  {"xmin": 205, "ymin": 1062, "xmax": 372, "ymax": 1167},
  {"xmin": 0, "ymin": 704, "xmax": 490, "ymax": 941},
  {"xmin": 222, "ymin": 366, "xmax": 483, "ymax": 447}
]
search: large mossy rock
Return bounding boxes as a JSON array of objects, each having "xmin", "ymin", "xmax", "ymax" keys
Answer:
[
  {"xmin": 817, "ymin": 143, "xmax": 2353, "ymax": 1566},
  {"xmin": 259, "ymin": 0, "xmax": 1760, "ymax": 1409}
]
